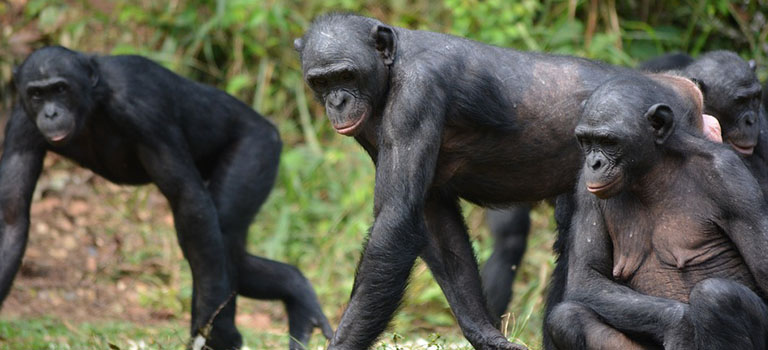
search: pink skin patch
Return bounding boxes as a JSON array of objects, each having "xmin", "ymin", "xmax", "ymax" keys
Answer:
[
  {"xmin": 701, "ymin": 114, "xmax": 722, "ymax": 143},
  {"xmin": 49, "ymin": 132, "xmax": 69, "ymax": 142}
]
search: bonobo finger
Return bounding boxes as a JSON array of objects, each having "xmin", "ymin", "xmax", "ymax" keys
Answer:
[
  {"xmin": 485, "ymin": 334, "xmax": 529, "ymax": 350},
  {"xmin": 318, "ymin": 313, "xmax": 334, "ymax": 339},
  {"xmin": 702, "ymin": 114, "xmax": 722, "ymax": 143}
]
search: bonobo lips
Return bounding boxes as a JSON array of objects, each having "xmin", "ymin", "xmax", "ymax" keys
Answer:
[
  {"xmin": 728, "ymin": 141, "xmax": 755, "ymax": 155},
  {"xmin": 334, "ymin": 111, "xmax": 367, "ymax": 136},
  {"xmin": 586, "ymin": 174, "xmax": 622, "ymax": 198},
  {"xmin": 46, "ymin": 130, "xmax": 72, "ymax": 145},
  {"xmin": 50, "ymin": 133, "xmax": 68, "ymax": 142}
]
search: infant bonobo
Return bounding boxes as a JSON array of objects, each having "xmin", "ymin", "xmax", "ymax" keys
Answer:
[
  {"xmin": 3, "ymin": 46, "xmax": 332, "ymax": 350},
  {"xmin": 547, "ymin": 73, "xmax": 768, "ymax": 350}
]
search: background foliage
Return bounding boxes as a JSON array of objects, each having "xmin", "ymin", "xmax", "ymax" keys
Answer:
[{"xmin": 0, "ymin": 0, "xmax": 766, "ymax": 349}]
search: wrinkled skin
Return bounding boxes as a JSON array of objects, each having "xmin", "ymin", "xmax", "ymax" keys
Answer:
[
  {"xmin": 3, "ymin": 46, "xmax": 332, "ymax": 350},
  {"xmin": 547, "ymin": 73, "xmax": 768, "ymax": 350}
]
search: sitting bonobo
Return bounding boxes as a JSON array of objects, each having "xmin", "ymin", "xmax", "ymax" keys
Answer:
[
  {"xmin": 547, "ymin": 74, "xmax": 768, "ymax": 350},
  {"xmin": 3, "ymin": 46, "xmax": 331, "ymax": 350}
]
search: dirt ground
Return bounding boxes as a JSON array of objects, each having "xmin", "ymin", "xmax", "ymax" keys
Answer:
[{"xmin": 2, "ymin": 154, "xmax": 284, "ymax": 333}]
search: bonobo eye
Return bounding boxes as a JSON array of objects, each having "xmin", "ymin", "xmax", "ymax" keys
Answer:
[
  {"xmin": 340, "ymin": 71, "xmax": 354, "ymax": 82},
  {"xmin": 735, "ymin": 91, "xmax": 761, "ymax": 104},
  {"xmin": 28, "ymin": 88, "xmax": 42, "ymax": 100},
  {"xmin": 311, "ymin": 77, "xmax": 328, "ymax": 88},
  {"xmin": 599, "ymin": 137, "xmax": 618, "ymax": 148},
  {"xmin": 54, "ymin": 83, "xmax": 68, "ymax": 94},
  {"xmin": 576, "ymin": 135, "xmax": 591, "ymax": 150}
]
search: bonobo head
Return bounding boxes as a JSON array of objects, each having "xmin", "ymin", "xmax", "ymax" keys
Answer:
[
  {"xmin": 575, "ymin": 74, "xmax": 703, "ymax": 199},
  {"xmin": 13, "ymin": 46, "xmax": 100, "ymax": 146},
  {"xmin": 684, "ymin": 51, "xmax": 761, "ymax": 155},
  {"xmin": 295, "ymin": 14, "xmax": 395, "ymax": 136}
]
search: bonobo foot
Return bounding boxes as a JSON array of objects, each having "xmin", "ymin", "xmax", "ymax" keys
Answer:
[
  {"xmin": 193, "ymin": 325, "xmax": 242, "ymax": 350},
  {"xmin": 287, "ymin": 293, "xmax": 334, "ymax": 350},
  {"xmin": 477, "ymin": 334, "xmax": 528, "ymax": 350}
]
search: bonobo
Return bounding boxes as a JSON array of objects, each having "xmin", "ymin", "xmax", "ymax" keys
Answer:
[
  {"xmin": 640, "ymin": 51, "xmax": 767, "ymax": 196},
  {"xmin": 481, "ymin": 205, "xmax": 532, "ymax": 319},
  {"xmin": 547, "ymin": 73, "xmax": 768, "ymax": 350},
  {"xmin": 636, "ymin": 52, "xmax": 694, "ymax": 72},
  {"xmin": 3, "ymin": 46, "xmax": 332, "ymax": 350},
  {"xmin": 294, "ymin": 13, "xmax": 640, "ymax": 350},
  {"xmin": 681, "ymin": 51, "xmax": 761, "ymax": 156}
]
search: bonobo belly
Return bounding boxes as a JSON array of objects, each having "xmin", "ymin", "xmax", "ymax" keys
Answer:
[
  {"xmin": 52, "ymin": 136, "xmax": 152, "ymax": 185},
  {"xmin": 627, "ymin": 248, "xmax": 757, "ymax": 303},
  {"xmin": 435, "ymin": 128, "xmax": 582, "ymax": 204}
]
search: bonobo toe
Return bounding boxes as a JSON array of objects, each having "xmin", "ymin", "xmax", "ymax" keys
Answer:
[{"xmin": 287, "ymin": 298, "xmax": 334, "ymax": 350}]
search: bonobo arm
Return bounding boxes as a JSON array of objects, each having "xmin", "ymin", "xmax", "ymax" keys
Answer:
[
  {"xmin": 135, "ymin": 131, "xmax": 234, "ymax": 333},
  {"xmin": 719, "ymin": 156, "xmax": 768, "ymax": 296},
  {"xmin": 565, "ymin": 189, "xmax": 688, "ymax": 344},
  {"xmin": 0, "ymin": 105, "xmax": 46, "ymax": 303},
  {"xmin": 330, "ymin": 77, "xmax": 445, "ymax": 350}
]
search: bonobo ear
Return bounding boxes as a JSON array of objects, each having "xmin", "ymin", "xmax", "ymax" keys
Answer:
[
  {"xmin": 748, "ymin": 59, "xmax": 756, "ymax": 72},
  {"xmin": 88, "ymin": 56, "xmax": 100, "ymax": 87},
  {"xmin": 371, "ymin": 24, "xmax": 396, "ymax": 66},
  {"xmin": 644, "ymin": 103, "xmax": 675, "ymax": 145},
  {"xmin": 293, "ymin": 38, "xmax": 304, "ymax": 52},
  {"xmin": 689, "ymin": 78, "xmax": 707, "ymax": 95}
]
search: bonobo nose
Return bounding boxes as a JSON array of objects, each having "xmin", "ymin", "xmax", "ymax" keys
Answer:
[
  {"xmin": 587, "ymin": 154, "xmax": 603, "ymax": 171},
  {"xmin": 44, "ymin": 106, "xmax": 58, "ymax": 119},
  {"xmin": 743, "ymin": 112, "xmax": 756, "ymax": 127},
  {"xmin": 329, "ymin": 92, "xmax": 350, "ymax": 110}
]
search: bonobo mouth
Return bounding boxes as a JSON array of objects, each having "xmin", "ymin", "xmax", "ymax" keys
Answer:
[
  {"xmin": 333, "ymin": 111, "xmax": 367, "ymax": 136},
  {"xmin": 728, "ymin": 140, "xmax": 755, "ymax": 155},
  {"xmin": 45, "ymin": 130, "xmax": 73, "ymax": 145},
  {"xmin": 586, "ymin": 174, "xmax": 622, "ymax": 198}
]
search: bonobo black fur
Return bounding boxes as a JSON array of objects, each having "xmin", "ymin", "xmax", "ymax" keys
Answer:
[
  {"xmin": 3, "ymin": 46, "xmax": 332, "ymax": 350},
  {"xmin": 480, "ymin": 205, "xmax": 531, "ymax": 319},
  {"xmin": 294, "ymin": 13, "xmax": 654, "ymax": 350},
  {"xmin": 636, "ymin": 52, "xmax": 694, "ymax": 72},
  {"xmin": 546, "ymin": 73, "xmax": 768, "ymax": 350}
]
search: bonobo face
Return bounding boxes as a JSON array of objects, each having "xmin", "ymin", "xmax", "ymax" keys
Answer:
[
  {"xmin": 575, "ymin": 122, "xmax": 629, "ymax": 199},
  {"xmin": 295, "ymin": 15, "xmax": 395, "ymax": 136},
  {"xmin": 14, "ymin": 47, "xmax": 99, "ymax": 146},
  {"xmin": 688, "ymin": 52, "xmax": 761, "ymax": 155},
  {"xmin": 576, "ymin": 78, "xmax": 675, "ymax": 199}
]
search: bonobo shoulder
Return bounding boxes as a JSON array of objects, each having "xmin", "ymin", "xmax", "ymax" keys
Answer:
[{"xmin": 703, "ymin": 147, "xmax": 763, "ymax": 203}]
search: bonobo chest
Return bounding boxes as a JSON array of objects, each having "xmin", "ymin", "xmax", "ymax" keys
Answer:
[
  {"xmin": 49, "ymin": 117, "xmax": 151, "ymax": 185},
  {"xmin": 604, "ymin": 193, "xmax": 756, "ymax": 303}
]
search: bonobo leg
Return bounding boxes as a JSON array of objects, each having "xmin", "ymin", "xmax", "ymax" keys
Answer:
[
  {"xmin": 207, "ymin": 121, "xmax": 331, "ymax": 349},
  {"xmin": 688, "ymin": 278, "xmax": 768, "ymax": 350},
  {"xmin": 481, "ymin": 205, "xmax": 531, "ymax": 320},
  {"xmin": 421, "ymin": 191, "xmax": 527, "ymax": 350},
  {"xmin": 547, "ymin": 302, "xmax": 660, "ymax": 350},
  {"xmin": 543, "ymin": 194, "xmax": 575, "ymax": 350}
]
